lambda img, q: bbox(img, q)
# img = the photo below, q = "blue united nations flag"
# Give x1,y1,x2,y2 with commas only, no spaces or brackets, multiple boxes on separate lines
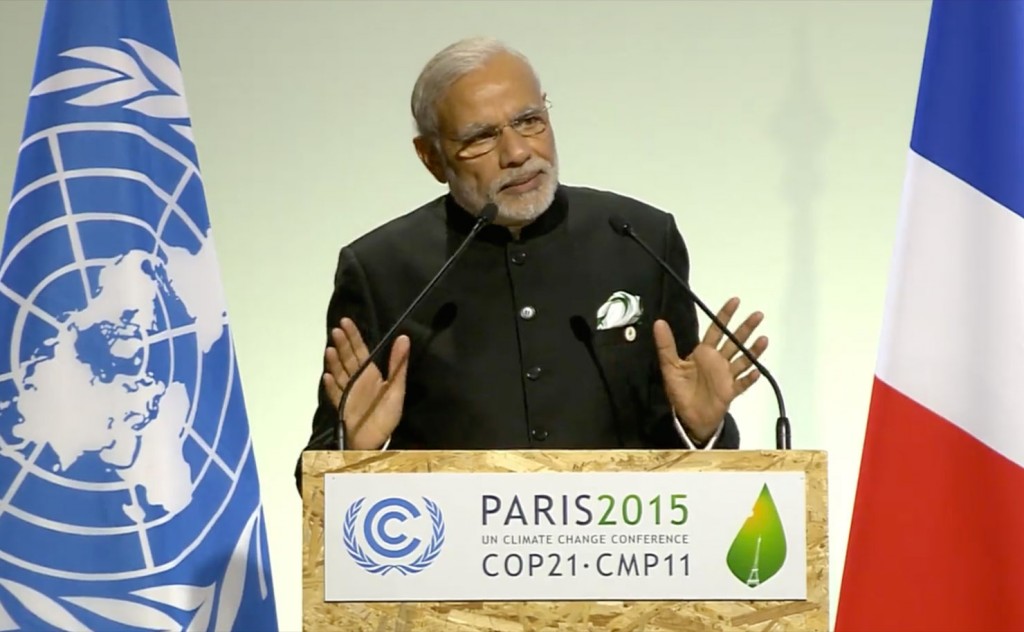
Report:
0,1,278,630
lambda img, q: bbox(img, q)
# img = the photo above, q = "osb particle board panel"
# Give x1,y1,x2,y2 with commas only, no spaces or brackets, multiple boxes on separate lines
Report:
302,450,828,632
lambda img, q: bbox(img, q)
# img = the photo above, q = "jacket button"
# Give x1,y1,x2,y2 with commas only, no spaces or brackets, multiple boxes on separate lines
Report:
531,428,549,441
511,251,527,265
526,366,542,380
519,306,536,320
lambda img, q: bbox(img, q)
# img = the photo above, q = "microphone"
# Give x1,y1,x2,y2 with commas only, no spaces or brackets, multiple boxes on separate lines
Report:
335,203,498,449
608,215,791,450
569,314,625,446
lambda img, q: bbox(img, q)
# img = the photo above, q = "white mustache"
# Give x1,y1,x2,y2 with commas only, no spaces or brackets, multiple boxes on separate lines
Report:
492,160,551,193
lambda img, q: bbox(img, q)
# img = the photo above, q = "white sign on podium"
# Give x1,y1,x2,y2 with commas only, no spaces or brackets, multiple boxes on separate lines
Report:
323,471,806,602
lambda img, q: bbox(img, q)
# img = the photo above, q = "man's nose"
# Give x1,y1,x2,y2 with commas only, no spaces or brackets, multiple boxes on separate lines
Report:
497,127,531,169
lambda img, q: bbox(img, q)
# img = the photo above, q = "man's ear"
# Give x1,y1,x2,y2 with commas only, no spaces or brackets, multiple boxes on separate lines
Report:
414,136,447,184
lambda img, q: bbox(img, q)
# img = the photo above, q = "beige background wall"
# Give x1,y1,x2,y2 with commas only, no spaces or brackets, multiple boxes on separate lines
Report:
0,0,931,629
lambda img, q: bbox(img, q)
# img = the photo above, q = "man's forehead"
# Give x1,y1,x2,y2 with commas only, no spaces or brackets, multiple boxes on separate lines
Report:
437,55,543,129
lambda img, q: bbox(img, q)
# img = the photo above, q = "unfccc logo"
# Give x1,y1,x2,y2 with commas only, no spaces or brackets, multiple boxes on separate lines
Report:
343,497,446,576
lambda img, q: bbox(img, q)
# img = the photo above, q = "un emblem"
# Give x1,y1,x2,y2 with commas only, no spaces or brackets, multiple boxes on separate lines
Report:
343,497,446,576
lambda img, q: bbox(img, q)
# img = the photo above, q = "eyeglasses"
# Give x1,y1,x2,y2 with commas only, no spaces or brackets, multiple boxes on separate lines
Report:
446,99,552,159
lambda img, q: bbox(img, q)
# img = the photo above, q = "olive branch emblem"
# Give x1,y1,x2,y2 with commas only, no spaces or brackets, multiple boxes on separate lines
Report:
29,38,194,142
343,497,446,576
0,506,271,631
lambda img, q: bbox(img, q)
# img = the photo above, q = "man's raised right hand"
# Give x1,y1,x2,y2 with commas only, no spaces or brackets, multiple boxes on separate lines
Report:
322,317,409,450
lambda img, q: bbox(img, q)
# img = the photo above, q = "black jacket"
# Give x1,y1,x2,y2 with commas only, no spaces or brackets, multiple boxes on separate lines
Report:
296,185,739,490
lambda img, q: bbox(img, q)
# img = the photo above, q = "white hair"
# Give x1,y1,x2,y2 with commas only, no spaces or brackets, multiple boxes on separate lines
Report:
410,37,535,139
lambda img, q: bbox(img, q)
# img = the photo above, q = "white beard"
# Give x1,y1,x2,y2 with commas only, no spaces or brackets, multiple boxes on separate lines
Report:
445,155,559,225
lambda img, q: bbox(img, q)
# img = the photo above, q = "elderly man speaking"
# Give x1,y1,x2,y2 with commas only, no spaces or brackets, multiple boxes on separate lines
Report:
296,37,767,491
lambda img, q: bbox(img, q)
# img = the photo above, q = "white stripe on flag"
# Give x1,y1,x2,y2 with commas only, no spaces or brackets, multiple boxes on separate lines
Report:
877,150,1024,469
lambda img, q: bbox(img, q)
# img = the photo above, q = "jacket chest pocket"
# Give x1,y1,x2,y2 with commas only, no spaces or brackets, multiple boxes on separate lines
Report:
591,320,655,383
592,320,650,350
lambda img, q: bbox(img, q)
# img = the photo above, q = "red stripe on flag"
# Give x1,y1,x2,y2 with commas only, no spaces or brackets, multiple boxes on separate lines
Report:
837,377,1024,632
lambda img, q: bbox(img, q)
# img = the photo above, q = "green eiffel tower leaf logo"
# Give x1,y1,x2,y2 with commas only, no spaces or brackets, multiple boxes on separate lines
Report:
727,483,787,587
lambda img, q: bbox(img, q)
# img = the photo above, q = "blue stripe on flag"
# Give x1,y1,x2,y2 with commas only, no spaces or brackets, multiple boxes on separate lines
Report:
910,0,1024,219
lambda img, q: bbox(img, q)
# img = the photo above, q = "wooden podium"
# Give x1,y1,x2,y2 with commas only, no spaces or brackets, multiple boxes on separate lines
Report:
302,450,828,631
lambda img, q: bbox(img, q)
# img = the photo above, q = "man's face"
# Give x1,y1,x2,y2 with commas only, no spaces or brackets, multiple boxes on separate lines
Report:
419,53,559,227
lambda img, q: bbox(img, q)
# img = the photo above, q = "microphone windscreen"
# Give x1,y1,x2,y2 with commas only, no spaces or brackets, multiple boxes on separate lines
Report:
608,215,630,236
569,314,593,343
479,203,499,224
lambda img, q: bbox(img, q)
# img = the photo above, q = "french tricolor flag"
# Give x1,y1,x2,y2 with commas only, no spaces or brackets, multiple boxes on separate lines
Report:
836,2,1024,630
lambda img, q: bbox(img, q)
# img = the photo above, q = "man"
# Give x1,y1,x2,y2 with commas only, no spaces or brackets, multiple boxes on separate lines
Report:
295,37,767,491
